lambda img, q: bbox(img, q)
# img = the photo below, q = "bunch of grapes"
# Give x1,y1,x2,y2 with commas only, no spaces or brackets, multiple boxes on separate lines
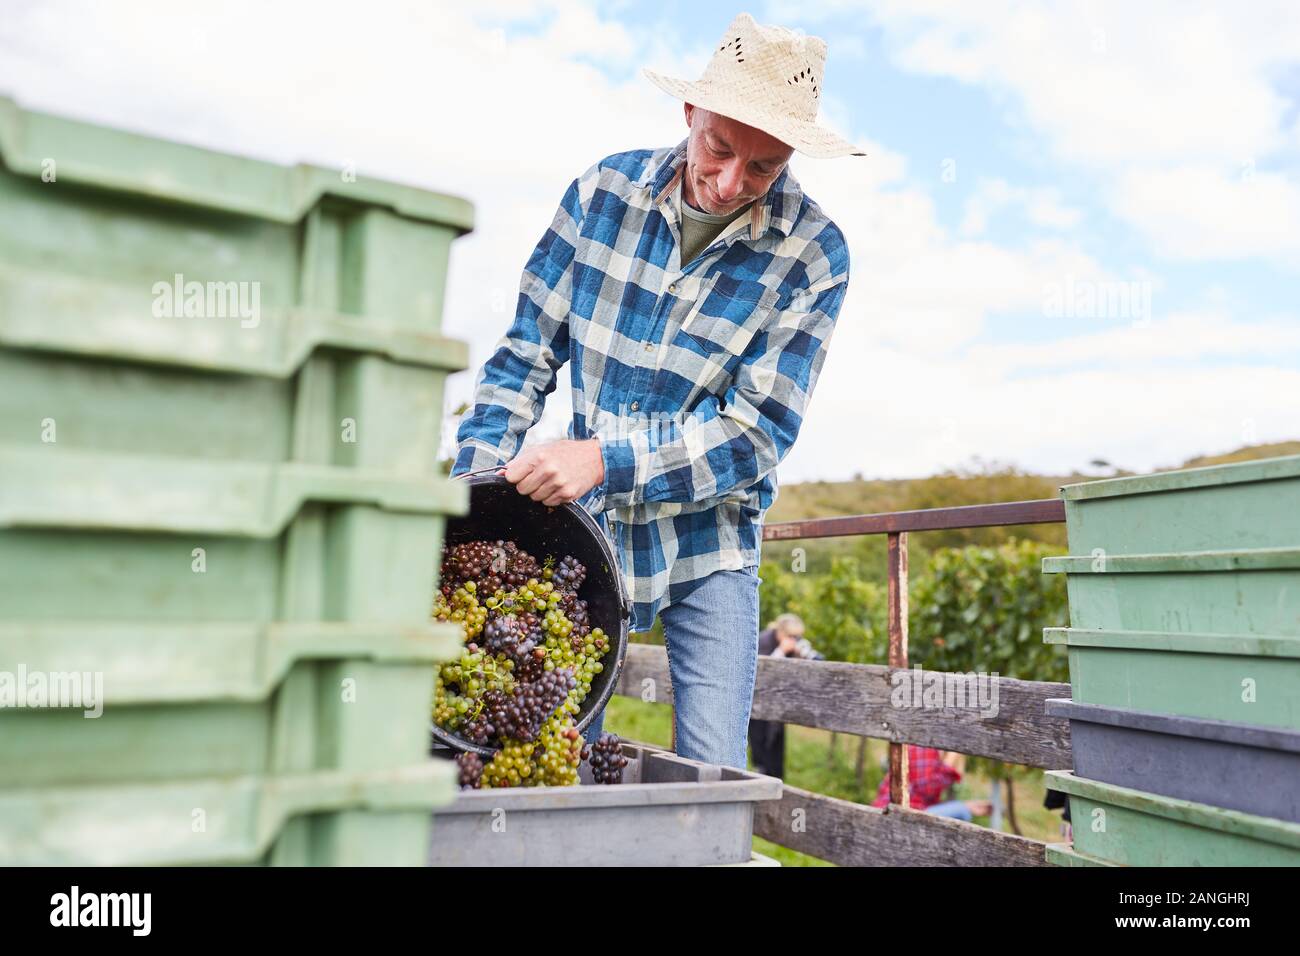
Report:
534,714,586,787
482,668,575,743
480,737,539,788
455,751,484,790
588,733,629,785
431,646,513,734
439,539,543,597
440,541,498,592
551,554,587,593
481,610,536,663
433,538,614,788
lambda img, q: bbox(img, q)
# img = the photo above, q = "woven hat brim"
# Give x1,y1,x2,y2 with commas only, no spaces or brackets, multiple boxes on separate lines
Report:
644,68,867,160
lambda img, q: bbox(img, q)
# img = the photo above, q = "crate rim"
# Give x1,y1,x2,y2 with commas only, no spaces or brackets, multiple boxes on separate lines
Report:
0,94,474,233
1041,545,1300,575
1044,698,1300,753
1044,770,1300,847
1042,626,1300,658
1058,452,1300,502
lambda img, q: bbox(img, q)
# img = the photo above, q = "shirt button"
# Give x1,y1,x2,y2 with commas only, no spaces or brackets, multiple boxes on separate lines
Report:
668,282,678,294
630,401,640,411
644,342,653,351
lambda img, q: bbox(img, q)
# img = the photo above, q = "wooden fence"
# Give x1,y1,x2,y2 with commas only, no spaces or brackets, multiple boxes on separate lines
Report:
613,498,1073,866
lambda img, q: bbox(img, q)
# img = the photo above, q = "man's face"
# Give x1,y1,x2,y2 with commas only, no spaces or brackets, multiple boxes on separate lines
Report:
683,104,794,216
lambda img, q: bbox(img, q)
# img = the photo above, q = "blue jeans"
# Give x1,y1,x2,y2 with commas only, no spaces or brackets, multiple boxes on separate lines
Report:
925,800,972,821
583,564,760,770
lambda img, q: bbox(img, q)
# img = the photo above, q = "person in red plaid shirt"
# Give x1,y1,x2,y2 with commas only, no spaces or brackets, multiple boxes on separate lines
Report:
871,747,993,821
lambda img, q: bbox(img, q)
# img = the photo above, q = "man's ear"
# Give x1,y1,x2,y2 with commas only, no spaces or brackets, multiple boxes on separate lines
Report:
684,102,694,128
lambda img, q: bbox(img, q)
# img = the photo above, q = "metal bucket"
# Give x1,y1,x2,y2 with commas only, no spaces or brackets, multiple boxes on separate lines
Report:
430,474,630,755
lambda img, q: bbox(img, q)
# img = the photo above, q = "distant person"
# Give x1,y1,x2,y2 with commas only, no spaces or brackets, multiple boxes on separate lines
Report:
748,613,823,778
871,746,992,821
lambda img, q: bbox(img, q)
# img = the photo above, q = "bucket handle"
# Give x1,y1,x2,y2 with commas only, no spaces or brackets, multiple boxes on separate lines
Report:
452,465,507,481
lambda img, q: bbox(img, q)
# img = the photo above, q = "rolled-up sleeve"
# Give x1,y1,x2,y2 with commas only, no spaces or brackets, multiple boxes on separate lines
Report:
595,271,848,508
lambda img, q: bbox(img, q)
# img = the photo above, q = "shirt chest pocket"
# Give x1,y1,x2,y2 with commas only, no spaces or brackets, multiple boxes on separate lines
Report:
677,273,780,359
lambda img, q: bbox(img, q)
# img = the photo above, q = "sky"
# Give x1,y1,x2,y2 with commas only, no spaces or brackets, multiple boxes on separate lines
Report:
1,0,1297,482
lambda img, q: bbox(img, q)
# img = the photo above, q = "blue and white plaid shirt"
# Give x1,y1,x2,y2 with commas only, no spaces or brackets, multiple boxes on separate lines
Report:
453,137,850,633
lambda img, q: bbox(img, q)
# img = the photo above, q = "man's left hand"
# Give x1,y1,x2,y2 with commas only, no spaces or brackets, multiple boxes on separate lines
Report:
503,439,605,507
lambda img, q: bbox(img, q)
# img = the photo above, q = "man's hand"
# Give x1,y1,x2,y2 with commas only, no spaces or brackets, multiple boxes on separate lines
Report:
503,439,605,507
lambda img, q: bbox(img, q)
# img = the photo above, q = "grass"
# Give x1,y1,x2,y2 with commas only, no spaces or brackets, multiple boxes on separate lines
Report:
603,696,1068,867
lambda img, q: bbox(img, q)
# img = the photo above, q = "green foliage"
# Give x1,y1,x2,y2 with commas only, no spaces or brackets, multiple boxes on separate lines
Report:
758,555,887,664
909,537,1069,682
908,537,1069,782
759,537,1069,784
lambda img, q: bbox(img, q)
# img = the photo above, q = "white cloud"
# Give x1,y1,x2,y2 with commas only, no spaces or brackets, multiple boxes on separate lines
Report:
960,177,1082,235
801,145,1113,353
789,344,1300,481
1110,166,1300,265
966,311,1300,374
861,0,1300,166
810,0,1300,270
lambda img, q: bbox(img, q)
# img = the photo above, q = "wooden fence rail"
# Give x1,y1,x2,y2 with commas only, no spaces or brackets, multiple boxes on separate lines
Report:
613,643,1073,769
753,783,1055,867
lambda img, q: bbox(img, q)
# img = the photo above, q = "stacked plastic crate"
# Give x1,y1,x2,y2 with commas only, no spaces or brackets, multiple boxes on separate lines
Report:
0,96,472,864
1040,454,1300,866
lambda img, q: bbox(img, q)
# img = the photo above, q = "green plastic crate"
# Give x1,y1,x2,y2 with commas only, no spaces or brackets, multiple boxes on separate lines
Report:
0,620,463,786
0,446,467,623
1044,770,1300,866
1042,547,1300,636
0,273,468,473
0,761,456,866
0,95,473,474
0,95,473,331
1045,628,1300,729
1059,454,1300,556
0,96,474,865
0,452,466,862
1044,842,1120,867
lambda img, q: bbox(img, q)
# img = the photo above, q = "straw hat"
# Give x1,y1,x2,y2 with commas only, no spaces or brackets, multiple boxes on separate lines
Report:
643,12,866,160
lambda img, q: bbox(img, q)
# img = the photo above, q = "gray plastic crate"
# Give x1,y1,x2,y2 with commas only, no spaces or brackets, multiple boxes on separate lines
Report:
427,742,783,866
1046,698,1300,822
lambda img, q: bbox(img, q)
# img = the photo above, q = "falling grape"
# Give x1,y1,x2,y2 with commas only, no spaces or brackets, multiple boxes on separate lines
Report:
588,733,629,785
455,751,484,790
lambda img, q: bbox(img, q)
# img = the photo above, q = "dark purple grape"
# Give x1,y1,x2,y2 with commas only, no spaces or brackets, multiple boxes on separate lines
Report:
456,751,484,789
588,733,628,785
483,668,577,743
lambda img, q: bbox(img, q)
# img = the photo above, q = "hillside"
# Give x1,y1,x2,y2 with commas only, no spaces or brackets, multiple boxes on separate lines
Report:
763,441,1300,579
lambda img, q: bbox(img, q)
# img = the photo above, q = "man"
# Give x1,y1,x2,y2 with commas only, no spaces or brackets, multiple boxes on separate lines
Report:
749,613,821,778
451,12,864,769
